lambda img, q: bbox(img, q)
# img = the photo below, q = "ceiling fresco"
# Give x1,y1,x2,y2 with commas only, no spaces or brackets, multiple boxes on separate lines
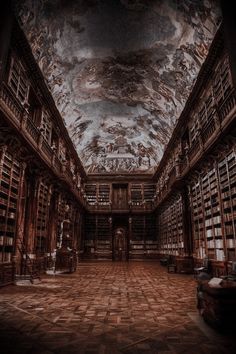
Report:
14,0,221,173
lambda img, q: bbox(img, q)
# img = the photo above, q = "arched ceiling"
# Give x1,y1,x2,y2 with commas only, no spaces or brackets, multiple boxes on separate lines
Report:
14,0,221,174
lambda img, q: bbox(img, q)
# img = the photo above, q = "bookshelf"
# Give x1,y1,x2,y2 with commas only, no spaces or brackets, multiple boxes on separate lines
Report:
96,216,111,258
8,55,29,104
57,197,75,250
130,184,156,206
129,215,158,258
158,194,184,256
189,149,236,264
213,54,232,106
218,150,236,261
189,179,205,259
130,216,144,259
189,114,199,147
143,184,155,209
198,91,214,127
97,184,111,206
84,184,97,205
0,150,21,264
40,109,52,144
57,195,66,248
35,181,50,255
130,184,143,205
84,215,96,253
145,214,158,257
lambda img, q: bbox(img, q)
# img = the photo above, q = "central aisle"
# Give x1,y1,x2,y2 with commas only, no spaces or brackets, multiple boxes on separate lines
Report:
0,262,235,353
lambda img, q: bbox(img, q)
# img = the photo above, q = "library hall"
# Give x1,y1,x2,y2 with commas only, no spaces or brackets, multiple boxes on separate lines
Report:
1,1,236,353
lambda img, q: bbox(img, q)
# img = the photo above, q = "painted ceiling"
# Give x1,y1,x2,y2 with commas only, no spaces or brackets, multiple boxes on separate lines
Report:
14,0,221,174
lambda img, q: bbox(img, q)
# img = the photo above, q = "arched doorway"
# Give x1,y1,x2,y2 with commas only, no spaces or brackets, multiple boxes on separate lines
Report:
113,227,127,261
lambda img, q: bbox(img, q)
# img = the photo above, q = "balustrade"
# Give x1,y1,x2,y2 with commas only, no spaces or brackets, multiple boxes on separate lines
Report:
0,83,23,121
25,118,40,143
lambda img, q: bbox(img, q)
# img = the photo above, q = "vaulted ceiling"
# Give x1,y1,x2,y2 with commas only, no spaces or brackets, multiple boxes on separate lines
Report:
14,0,221,174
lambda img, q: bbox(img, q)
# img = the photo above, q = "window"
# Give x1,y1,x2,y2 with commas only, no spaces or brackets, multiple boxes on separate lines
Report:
8,56,29,104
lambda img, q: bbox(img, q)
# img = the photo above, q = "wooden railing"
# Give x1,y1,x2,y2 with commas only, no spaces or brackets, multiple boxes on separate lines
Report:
26,118,40,142
155,97,232,206
0,83,23,121
0,82,86,208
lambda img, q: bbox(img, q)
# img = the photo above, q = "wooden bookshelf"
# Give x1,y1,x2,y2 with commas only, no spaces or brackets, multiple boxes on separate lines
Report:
189,149,236,268
213,54,232,106
0,150,21,264
35,181,50,255
189,179,206,259
218,150,236,262
84,184,97,206
158,194,184,257
130,184,143,206
40,109,52,144
129,215,158,259
84,215,96,255
8,54,29,104
57,195,66,248
96,216,111,259
143,184,155,203
97,184,111,206
145,214,158,258
130,215,145,259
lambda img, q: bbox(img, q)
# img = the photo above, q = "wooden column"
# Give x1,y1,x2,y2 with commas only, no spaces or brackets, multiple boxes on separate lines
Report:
47,187,59,255
128,216,132,261
74,209,81,251
23,174,41,256
181,187,193,256
71,206,77,249
109,216,113,259
14,161,27,268
80,212,85,255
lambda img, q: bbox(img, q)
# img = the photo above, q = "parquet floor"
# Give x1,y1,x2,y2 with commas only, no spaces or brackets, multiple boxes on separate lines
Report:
0,262,236,354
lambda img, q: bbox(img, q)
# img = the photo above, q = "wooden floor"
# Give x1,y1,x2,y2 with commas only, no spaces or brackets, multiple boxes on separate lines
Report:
0,262,236,354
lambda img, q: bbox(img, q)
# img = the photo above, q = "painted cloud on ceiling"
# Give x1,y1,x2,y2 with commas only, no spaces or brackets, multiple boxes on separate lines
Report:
15,0,221,173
